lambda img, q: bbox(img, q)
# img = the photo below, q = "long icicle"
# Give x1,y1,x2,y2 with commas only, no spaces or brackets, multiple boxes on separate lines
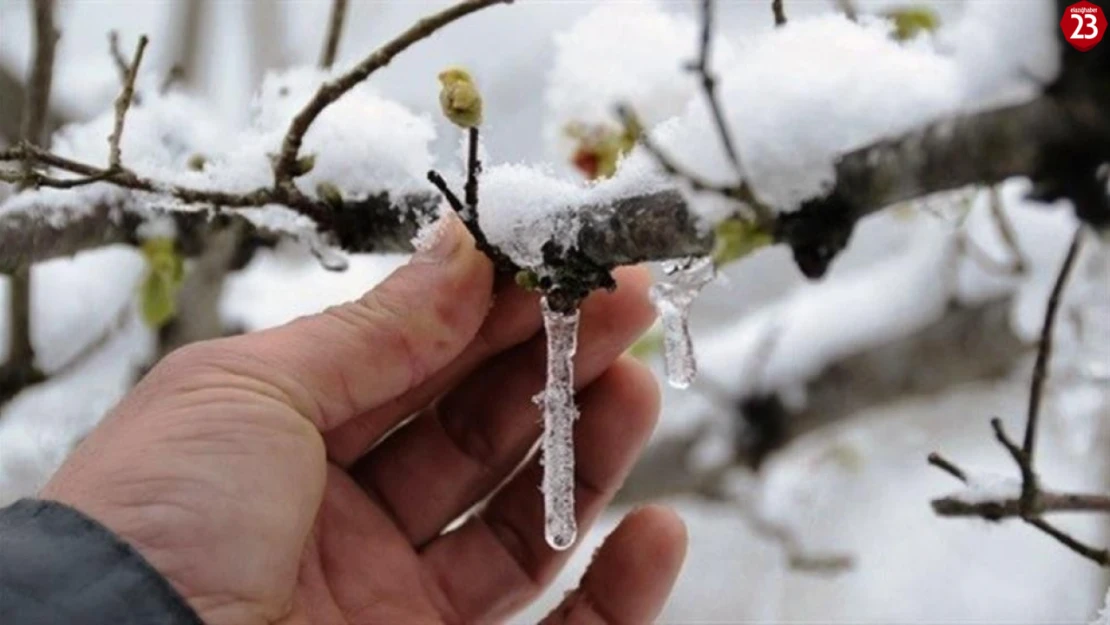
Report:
536,296,581,550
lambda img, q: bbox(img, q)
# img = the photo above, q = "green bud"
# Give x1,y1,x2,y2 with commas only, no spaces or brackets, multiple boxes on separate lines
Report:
293,153,317,177
712,218,772,267
316,181,344,208
882,6,940,41
186,154,207,171
514,269,541,291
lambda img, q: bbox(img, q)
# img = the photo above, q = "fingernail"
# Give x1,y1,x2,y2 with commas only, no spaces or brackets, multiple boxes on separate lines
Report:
413,212,462,263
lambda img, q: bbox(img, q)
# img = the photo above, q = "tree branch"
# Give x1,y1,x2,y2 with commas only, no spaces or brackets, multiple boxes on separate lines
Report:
927,228,1107,567
933,490,1110,519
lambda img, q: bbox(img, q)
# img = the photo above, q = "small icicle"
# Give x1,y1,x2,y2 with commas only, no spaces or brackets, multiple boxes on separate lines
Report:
303,229,349,272
649,256,715,389
534,296,581,551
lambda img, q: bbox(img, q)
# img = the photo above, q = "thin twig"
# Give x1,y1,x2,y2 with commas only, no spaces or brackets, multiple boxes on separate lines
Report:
159,65,185,94
618,104,768,226
1026,517,1110,566
426,170,465,214
319,0,349,70
108,31,130,85
687,0,742,179
772,0,787,26
108,35,149,170
927,452,967,482
464,126,480,214
274,0,511,189
1022,227,1083,461
681,0,773,226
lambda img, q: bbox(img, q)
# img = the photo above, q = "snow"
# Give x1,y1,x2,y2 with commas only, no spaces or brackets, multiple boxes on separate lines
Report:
1094,585,1110,625
650,256,716,389
475,150,670,269
656,14,962,220
945,471,1022,505
535,296,581,551
542,0,734,167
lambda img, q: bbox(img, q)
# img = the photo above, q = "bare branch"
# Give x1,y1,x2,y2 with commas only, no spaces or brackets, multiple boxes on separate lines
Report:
933,491,1110,519
273,0,512,190
319,0,349,70
1021,227,1083,461
108,35,148,170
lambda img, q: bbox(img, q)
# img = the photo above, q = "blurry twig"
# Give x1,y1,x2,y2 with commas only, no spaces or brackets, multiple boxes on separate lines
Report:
835,0,858,21
1,0,58,410
987,186,1027,274
929,227,1109,567
319,0,349,69
108,31,130,85
772,0,787,26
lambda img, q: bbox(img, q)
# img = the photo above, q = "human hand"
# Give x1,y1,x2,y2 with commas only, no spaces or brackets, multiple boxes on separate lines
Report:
41,216,687,625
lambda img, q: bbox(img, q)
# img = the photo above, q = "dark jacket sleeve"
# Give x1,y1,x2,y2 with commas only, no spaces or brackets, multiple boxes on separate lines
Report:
0,498,204,625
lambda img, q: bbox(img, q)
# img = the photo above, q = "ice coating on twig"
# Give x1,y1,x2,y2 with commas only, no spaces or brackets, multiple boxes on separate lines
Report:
535,296,581,550
650,256,715,388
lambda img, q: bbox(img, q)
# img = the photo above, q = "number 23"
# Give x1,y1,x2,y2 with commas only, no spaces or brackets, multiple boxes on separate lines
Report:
1071,13,1099,39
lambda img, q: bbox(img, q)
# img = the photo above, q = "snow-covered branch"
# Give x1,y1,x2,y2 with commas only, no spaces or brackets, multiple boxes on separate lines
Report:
4,84,1104,284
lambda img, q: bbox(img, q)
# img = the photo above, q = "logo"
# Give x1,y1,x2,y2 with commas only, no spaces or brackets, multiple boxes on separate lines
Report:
1061,1,1105,51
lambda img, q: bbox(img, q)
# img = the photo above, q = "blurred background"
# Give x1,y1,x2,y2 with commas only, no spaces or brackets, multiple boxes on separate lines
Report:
1,0,1108,621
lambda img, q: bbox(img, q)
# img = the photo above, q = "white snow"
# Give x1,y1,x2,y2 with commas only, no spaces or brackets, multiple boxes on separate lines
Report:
656,14,962,221
535,296,581,551
945,471,1022,505
543,0,734,167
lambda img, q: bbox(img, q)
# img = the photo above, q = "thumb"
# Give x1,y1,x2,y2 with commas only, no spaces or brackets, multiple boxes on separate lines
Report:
541,506,688,625
225,214,494,431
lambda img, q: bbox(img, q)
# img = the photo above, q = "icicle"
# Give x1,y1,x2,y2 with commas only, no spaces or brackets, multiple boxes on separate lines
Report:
303,229,349,272
649,256,715,389
534,296,581,551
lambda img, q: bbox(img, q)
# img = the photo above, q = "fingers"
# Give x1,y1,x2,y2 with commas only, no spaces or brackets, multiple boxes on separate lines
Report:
324,272,543,465
540,506,687,625
418,359,661,623
206,215,494,431
349,268,655,545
